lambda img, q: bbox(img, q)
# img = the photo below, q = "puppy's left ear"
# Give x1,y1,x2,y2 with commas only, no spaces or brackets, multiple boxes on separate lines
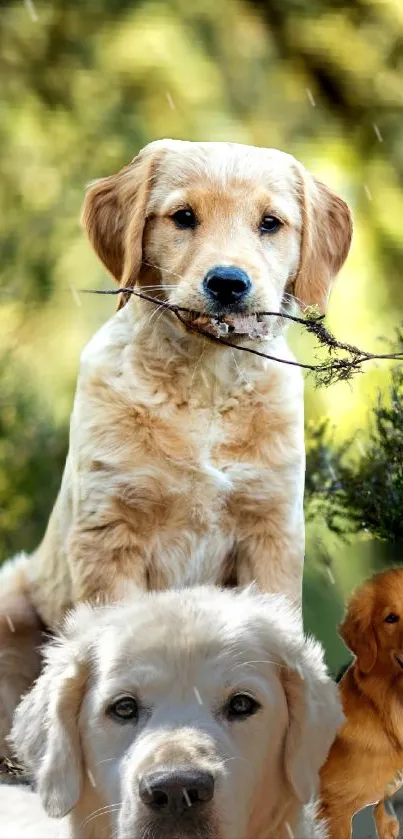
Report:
293,166,353,314
10,637,87,818
283,640,344,804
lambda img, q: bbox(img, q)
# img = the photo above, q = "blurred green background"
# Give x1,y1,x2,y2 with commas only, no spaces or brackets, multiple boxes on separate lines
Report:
1,0,403,674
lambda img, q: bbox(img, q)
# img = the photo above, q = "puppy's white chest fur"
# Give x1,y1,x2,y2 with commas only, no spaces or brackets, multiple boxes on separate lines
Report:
65,310,305,595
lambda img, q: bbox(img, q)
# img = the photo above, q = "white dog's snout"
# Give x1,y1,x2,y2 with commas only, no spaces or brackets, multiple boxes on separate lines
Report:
133,729,222,793
139,766,215,815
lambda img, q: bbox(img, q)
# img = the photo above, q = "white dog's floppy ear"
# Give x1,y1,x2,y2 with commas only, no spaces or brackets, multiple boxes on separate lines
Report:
283,640,344,804
81,143,163,309
10,639,87,818
292,165,353,314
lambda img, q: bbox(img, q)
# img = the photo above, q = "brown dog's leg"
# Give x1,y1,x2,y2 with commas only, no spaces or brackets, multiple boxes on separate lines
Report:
374,800,400,839
0,556,45,758
320,808,354,839
319,789,363,839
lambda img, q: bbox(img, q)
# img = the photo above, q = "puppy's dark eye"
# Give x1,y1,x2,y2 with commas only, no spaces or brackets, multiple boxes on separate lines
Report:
260,215,281,234
384,613,400,624
225,693,260,721
171,209,197,230
107,695,138,722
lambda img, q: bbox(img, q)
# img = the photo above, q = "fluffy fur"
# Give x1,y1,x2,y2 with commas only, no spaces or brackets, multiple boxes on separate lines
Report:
319,567,403,839
0,786,66,839
11,585,342,839
0,140,352,754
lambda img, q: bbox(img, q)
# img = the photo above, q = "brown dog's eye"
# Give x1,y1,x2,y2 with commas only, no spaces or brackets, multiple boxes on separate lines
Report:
225,692,260,721
107,695,138,722
171,209,197,230
384,613,400,624
260,215,281,234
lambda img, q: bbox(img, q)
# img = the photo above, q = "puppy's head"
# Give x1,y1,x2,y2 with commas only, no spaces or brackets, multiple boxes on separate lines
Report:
11,587,342,839
340,566,403,677
82,140,352,337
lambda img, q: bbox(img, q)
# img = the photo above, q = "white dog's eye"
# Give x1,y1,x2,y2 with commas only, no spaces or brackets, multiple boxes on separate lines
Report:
260,215,281,234
225,692,260,721
107,695,139,723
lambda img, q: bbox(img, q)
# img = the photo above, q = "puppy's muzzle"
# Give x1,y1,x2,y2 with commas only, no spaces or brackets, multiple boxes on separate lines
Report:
139,767,215,815
203,265,252,308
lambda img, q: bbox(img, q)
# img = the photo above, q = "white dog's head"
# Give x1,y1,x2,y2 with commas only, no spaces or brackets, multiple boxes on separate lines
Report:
11,587,342,839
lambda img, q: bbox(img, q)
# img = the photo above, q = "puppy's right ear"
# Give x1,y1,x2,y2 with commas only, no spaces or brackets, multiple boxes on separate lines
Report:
10,634,88,818
81,144,162,306
339,584,377,674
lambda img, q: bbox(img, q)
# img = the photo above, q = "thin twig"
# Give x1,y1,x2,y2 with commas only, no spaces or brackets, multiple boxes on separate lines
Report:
81,287,403,387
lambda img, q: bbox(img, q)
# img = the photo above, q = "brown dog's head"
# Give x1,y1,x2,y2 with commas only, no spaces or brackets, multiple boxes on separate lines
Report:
339,567,403,676
82,140,352,336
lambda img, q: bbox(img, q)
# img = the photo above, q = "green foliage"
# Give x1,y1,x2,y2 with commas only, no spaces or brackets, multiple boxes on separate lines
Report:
305,336,403,546
0,354,67,564
248,0,403,301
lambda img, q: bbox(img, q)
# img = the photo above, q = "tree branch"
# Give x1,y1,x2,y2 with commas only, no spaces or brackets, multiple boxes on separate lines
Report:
82,287,403,387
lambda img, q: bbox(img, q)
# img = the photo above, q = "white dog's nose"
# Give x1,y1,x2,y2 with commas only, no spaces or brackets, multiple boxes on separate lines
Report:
139,768,215,814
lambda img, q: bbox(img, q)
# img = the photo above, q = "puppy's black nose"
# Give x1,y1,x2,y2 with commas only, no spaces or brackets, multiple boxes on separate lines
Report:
139,768,215,814
203,266,251,306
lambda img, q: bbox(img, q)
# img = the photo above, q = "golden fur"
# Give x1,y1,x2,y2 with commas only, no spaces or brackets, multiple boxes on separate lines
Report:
11,586,343,839
0,140,352,755
319,567,403,839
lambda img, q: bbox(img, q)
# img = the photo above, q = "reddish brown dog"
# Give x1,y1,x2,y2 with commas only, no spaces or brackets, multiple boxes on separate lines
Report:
319,567,403,839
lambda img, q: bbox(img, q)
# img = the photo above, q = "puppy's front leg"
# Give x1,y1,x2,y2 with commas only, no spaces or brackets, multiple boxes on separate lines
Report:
66,459,155,603
319,807,354,839
68,524,148,603
235,499,305,605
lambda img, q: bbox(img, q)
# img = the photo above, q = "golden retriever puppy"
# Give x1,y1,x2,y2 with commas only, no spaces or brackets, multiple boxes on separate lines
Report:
0,140,352,754
11,585,343,839
319,567,403,839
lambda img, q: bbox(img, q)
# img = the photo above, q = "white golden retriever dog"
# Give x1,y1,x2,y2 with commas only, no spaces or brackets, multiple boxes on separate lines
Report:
11,586,343,839
0,140,351,755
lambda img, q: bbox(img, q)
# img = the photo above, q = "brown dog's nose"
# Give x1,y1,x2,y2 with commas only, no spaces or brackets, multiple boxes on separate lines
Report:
203,265,251,307
139,768,215,814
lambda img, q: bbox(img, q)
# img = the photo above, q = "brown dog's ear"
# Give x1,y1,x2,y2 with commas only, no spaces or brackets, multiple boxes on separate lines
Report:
10,630,88,818
283,640,344,804
292,166,353,314
339,585,377,674
81,145,162,307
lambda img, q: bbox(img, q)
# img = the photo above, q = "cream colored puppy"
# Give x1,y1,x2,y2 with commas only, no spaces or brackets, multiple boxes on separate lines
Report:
11,586,343,839
0,140,352,754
